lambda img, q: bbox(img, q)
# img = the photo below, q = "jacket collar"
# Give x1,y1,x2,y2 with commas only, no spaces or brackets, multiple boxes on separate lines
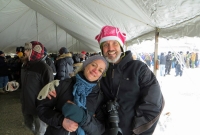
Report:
57,53,72,60
109,51,133,72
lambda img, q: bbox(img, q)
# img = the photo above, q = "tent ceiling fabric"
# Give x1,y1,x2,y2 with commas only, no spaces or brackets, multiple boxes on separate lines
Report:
1,0,200,53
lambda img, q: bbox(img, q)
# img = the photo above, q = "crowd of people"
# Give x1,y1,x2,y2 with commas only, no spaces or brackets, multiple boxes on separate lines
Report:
0,45,97,93
133,51,199,77
0,25,164,135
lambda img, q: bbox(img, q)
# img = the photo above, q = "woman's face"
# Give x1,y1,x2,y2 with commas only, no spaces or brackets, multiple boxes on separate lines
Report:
84,59,106,82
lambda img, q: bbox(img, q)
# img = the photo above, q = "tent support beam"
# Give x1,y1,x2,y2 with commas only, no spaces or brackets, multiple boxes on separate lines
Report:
36,11,39,41
153,28,159,76
65,32,67,48
56,24,58,54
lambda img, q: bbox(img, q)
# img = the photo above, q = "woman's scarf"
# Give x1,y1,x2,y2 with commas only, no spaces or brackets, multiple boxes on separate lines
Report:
73,72,97,135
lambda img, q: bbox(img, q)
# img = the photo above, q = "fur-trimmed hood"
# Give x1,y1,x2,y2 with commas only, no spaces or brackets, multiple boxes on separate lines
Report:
56,53,72,60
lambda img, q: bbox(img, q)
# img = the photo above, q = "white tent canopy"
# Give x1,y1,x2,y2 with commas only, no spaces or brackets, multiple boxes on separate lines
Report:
1,0,200,54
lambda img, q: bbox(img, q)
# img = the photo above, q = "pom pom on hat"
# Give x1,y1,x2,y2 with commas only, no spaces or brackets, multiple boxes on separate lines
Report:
95,25,126,48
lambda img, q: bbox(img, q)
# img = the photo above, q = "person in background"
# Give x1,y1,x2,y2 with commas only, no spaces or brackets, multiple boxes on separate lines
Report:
185,51,190,68
80,51,87,62
132,52,138,60
174,52,184,77
44,47,57,77
0,51,9,94
165,51,172,75
144,53,151,67
195,52,199,68
95,25,164,135
21,41,54,135
190,52,196,68
72,53,83,75
159,52,166,77
171,52,176,69
174,60,182,77
37,55,108,135
16,51,24,84
55,47,74,80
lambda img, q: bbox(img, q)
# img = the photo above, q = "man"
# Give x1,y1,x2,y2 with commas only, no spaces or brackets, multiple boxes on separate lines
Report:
54,47,74,80
165,51,172,75
0,51,9,93
190,52,196,68
21,41,54,135
159,52,166,77
95,25,164,135
185,51,191,68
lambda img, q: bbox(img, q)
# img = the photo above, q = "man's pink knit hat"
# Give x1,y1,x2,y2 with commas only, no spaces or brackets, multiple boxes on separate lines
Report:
95,25,126,48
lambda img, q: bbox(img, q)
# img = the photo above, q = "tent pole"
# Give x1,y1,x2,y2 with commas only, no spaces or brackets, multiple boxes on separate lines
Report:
153,27,159,76
56,24,58,55
78,40,79,51
66,32,67,48
36,11,39,41
76,39,78,53
72,37,74,52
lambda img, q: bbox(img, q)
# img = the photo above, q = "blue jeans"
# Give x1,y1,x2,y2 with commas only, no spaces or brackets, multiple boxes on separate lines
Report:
160,65,165,76
171,61,175,68
23,114,47,135
0,76,9,88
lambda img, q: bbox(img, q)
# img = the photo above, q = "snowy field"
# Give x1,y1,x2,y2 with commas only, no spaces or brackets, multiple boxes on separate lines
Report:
153,67,200,135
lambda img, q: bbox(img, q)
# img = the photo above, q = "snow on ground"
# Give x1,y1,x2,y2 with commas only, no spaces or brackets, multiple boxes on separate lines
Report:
153,67,200,135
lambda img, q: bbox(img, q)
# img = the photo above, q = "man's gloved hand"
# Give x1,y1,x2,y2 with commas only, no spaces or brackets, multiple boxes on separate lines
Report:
62,102,87,126
37,80,60,100
5,81,19,92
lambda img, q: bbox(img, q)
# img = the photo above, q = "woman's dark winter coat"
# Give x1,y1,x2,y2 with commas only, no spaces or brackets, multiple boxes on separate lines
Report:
37,77,105,135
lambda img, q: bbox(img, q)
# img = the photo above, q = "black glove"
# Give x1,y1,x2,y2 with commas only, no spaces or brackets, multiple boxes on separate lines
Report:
62,102,87,126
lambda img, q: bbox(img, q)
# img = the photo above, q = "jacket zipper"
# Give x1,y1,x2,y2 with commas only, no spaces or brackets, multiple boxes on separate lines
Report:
111,64,114,95
112,63,115,78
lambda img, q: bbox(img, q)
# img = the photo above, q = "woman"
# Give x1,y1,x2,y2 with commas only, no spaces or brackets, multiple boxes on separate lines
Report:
37,55,108,135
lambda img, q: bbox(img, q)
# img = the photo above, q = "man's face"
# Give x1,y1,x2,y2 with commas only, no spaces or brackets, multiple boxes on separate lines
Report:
102,40,122,63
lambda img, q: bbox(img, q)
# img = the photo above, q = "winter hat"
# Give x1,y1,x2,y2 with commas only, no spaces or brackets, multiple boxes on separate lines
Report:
24,41,44,61
81,51,87,55
95,25,126,51
83,55,108,73
59,47,68,55
0,51,4,55
17,52,23,58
